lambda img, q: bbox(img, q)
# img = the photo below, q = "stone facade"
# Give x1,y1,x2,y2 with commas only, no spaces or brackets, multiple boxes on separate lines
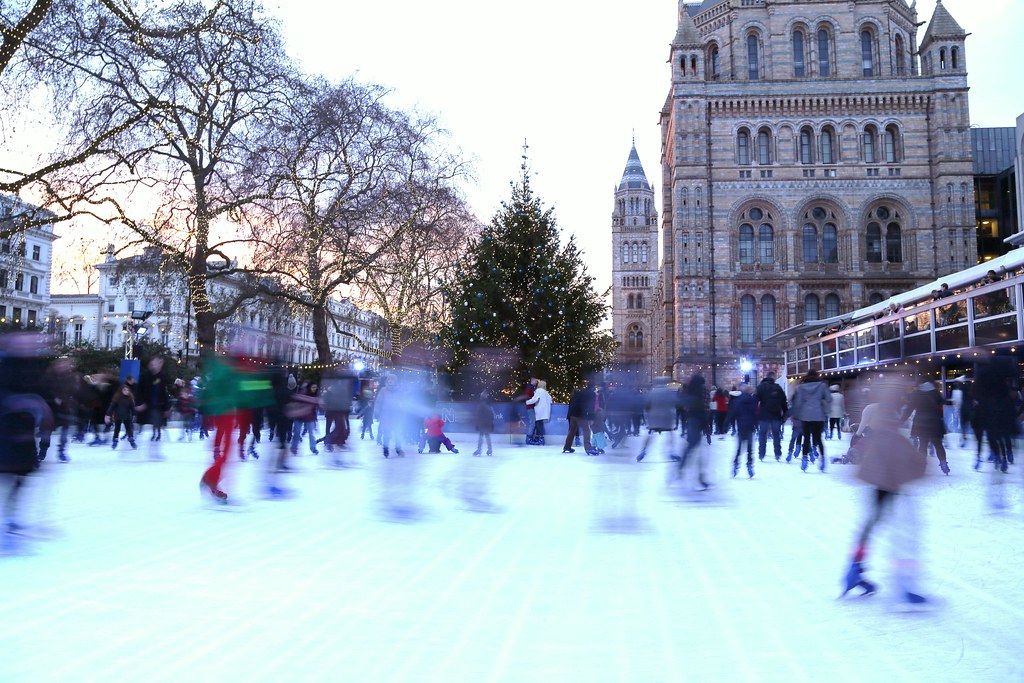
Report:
658,0,974,386
610,144,660,384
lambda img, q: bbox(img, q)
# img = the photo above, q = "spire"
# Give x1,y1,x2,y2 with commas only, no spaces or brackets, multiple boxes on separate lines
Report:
672,8,702,48
921,0,967,47
618,142,652,192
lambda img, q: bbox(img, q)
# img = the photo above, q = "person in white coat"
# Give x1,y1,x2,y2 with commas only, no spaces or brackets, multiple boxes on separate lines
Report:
827,385,847,440
525,380,553,445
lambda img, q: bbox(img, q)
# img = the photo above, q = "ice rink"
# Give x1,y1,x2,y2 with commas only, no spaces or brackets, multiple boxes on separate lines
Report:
2,425,1022,683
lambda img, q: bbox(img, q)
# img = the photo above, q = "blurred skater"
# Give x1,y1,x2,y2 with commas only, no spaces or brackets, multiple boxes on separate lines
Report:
755,371,787,462
105,384,138,450
790,369,830,472
525,380,552,445
677,374,712,491
472,391,494,457
635,377,679,463
727,383,758,478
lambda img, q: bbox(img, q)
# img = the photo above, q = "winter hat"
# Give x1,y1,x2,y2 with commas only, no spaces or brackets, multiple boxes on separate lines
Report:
830,385,840,391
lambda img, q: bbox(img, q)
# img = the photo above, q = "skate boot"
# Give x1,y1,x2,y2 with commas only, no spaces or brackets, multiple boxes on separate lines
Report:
974,455,982,471
1000,456,1009,473
382,448,389,458
786,452,793,464
1008,451,1015,465
747,462,754,479
58,453,70,463
731,461,739,478
840,561,877,598
810,449,817,464
472,450,481,457
111,437,118,450
129,439,137,449
486,450,493,456
801,456,809,472
939,460,950,475
636,451,646,462
818,452,826,472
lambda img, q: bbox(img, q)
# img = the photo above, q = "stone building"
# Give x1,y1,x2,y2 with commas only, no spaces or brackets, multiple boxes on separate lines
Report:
657,0,975,386
610,143,660,384
0,194,58,329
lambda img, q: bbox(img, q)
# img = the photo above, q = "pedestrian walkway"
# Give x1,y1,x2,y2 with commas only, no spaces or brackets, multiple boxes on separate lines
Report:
1,428,1021,682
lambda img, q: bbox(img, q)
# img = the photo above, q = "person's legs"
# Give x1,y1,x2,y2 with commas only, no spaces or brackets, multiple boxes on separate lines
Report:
757,421,769,460
580,419,593,451
563,417,580,451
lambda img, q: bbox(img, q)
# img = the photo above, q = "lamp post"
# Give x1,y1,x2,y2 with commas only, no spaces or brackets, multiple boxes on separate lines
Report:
739,357,754,384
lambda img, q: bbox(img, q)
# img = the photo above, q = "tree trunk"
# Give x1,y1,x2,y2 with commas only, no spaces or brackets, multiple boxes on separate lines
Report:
312,301,332,365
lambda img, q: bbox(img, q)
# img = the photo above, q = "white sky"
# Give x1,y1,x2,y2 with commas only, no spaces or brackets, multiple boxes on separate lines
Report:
272,0,1024,298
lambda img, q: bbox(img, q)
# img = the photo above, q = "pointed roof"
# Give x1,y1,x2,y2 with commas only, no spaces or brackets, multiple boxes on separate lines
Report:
672,9,702,48
921,0,966,47
618,143,652,192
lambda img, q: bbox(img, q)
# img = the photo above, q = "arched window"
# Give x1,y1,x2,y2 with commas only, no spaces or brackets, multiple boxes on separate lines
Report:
708,44,720,80
641,242,648,263
863,125,877,163
866,222,882,262
895,35,907,75
757,129,772,165
793,30,806,77
631,243,638,263
884,125,899,163
636,293,644,309
805,294,820,322
868,292,885,306
758,223,774,262
737,129,751,165
951,46,959,70
817,28,832,77
627,324,644,350
939,48,946,70
29,275,38,294
861,29,875,77
886,223,902,263
627,294,634,309
739,224,755,264
824,293,841,318
799,127,814,164
823,223,838,263
747,33,760,80
740,295,756,344
802,224,818,263
690,55,698,76
761,295,776,340
821,127,835,164
621,244,629,264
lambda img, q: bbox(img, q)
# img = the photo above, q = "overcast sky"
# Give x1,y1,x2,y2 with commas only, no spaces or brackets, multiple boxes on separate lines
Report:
274,0,1024,298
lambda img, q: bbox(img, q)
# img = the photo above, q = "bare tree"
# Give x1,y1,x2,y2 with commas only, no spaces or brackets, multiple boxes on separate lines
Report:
352,188,478,358
51,234,103,293
32,0,294,354
0,0,229,213
249,76,469,364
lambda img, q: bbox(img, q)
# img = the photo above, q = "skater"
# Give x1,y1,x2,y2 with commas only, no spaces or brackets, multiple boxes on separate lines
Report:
320,367,356,452
515,377,539,444
841,380,931,608
790,368,830,472
422,412,459,453
755,371,787,462
525,380,552,445
358,385,375,441
677,374,712,491
135,356,170,460
635,376,679,463
974,354,1018,509
726,383,758,478
563,379,597,455
472,390,494,456
288,381,320,455
374,375,404,458
905,380,950,475
786,416,803,463
199,352,243,503
827,385,846,440
105,384,138,450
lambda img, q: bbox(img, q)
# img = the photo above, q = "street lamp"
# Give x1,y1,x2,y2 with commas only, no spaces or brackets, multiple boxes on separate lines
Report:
739,357,754,384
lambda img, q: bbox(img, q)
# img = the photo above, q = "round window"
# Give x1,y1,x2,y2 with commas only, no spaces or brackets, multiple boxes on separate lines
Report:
749,208,763,221
876,206,890,220
812,207,828,221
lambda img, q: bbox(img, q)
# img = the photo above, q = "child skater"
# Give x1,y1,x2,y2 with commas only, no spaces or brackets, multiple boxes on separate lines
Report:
421,412,459,454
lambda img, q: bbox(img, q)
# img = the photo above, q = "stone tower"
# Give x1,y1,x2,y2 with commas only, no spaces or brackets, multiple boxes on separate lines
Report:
611,142,660,384
658,0,975,387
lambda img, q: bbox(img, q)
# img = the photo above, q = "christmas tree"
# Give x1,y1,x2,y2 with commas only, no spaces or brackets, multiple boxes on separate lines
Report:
442,159,614,401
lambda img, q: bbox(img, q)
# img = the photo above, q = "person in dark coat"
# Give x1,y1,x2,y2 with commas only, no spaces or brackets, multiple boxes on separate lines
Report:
105,384,138,449
677,374,712,491
563,380,597,455
726,384,758,478
755,372,788,461
472,390,494,456
905,381,950,475
135,356,170,460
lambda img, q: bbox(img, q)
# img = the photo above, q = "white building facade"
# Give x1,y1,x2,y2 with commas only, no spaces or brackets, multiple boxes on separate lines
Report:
0,194,58,329
50,247,388,370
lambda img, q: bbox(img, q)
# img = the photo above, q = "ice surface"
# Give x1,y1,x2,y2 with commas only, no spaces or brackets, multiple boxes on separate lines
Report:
1,426,1022,682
